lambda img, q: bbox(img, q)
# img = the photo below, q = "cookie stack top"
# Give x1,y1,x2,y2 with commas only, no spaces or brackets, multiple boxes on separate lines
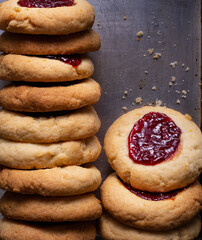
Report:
0,0,101,113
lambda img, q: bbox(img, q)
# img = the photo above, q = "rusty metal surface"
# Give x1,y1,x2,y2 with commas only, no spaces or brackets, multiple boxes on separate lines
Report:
0,0,201,239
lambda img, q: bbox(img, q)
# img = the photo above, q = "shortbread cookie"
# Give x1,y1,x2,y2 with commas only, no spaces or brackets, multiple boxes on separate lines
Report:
0,30,101,55
0,54,94,82
104,106,202,192
0,136,101,169
101,173,202,231
0,164,102,196
0,218,96,240
0,0,94,35
0,106,100,143
0,79,101,112
99,212,201,240
0,192,102,222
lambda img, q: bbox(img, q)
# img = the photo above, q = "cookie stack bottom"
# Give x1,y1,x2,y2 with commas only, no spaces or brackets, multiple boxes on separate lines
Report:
100,106,202,239
0,107,102,239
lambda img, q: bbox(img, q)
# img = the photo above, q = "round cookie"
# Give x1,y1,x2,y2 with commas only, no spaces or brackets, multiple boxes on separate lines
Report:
0,106,101,143
0,0,95,35
0,54,94,82
99,212,201,240
0,136,101,169
0,164,102,196
100,173,202,231
0,78,101,112
0,218,96,240
104,106,202,192
0,192,102,222
0,29,101,55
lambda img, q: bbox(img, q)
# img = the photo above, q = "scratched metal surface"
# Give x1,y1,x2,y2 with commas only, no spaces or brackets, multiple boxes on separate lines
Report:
0,0,201,239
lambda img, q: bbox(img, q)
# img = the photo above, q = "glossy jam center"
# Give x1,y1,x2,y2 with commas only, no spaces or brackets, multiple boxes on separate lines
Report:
128,112,181,165
18,0,74,8
42,55,82,68
123,182,183,201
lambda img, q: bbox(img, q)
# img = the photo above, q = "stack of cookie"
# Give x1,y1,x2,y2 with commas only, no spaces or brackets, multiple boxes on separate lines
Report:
100,106,202,240
0,0,102,239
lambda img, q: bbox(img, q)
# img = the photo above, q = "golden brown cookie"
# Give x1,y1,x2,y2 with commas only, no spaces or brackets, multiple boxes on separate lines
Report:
99,212,201,240
0,0,94,35
0,164,102,196
0,54,94,82
104,106,202,192
0,106,100,143
100,173,202,231
0,30,101,55
0,218,96,240
0,192,102,222
0,136,101,169
0,79,101,112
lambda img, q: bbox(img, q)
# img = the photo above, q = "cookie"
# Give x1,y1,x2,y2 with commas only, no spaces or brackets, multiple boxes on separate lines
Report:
0,0,94,35
0,218,96,240
0,136,101,169
0,54,94,82
0,29,101,55
100,173,202,231
0,106,101,143
0,79,101,112
0,192,102,222
104,106,202,192
0,164,102,196
99,212,201,240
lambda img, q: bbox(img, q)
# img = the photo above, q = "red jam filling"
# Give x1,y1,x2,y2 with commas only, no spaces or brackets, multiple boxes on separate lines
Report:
42,55,82,68
128,112,181,165
18,0,74,8
123,182,183,201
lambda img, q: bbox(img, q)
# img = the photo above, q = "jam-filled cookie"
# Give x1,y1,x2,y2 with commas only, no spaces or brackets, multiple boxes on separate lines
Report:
0,0,95,35
0,136,101,169
104,106,202,192
0,30,101,55
0,106,100,143
101,173,202,231
0,192,102,222
0,218,96,240
0,164,102,196
0,54,94,82
99,212,201,240
0,79,101,112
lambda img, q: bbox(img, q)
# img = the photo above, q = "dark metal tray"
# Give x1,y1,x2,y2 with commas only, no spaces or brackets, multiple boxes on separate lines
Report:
0,0,201,239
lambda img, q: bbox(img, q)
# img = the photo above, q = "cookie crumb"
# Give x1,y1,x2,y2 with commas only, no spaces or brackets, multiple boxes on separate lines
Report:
157,30,161,36
182,63,185,67
175,90,180,94
148,48,154,55
152,86,157,91
143,54,147,57
135,97,142,104
137,31,143,38
123,16,127,20
182,90,187,95
144,71,148,74
176,99,181,104
129,89,132,92
182,95,187,99
153,52,161,60
169,82,173,86
173,44,176,47
170,61,178,68
155,99,162,106
185,67,190,72
171,76,176,82
147,35,151,39
122,106,127,110
124,91,128,95
122,96,126,100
